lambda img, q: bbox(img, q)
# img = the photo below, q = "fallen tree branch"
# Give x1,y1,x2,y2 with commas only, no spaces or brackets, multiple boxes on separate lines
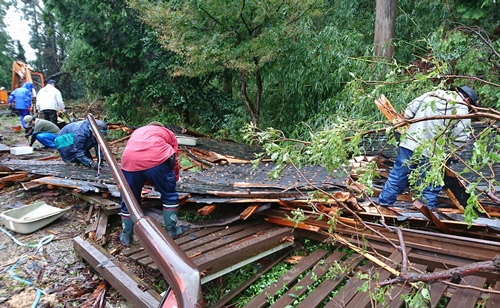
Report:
379,255,500,287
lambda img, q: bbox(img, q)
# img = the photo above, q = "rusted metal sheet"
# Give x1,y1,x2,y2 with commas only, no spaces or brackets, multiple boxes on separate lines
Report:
0,158,115,182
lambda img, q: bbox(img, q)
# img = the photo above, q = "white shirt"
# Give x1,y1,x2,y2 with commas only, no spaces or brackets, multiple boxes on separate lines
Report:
36,84,65,112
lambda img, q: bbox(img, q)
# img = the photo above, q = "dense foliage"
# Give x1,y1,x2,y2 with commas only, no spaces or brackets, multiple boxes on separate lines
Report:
0,0,15,87
8,0,499,138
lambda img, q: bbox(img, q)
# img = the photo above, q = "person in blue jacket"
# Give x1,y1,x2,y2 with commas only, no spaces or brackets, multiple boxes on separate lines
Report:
8,82,34,128
54,119,107,169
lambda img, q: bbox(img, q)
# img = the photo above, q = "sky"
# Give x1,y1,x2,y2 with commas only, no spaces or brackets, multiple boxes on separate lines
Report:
5,5,36,61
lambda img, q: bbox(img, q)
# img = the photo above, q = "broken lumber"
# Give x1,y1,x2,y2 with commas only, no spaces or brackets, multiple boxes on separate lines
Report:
73,236,161,307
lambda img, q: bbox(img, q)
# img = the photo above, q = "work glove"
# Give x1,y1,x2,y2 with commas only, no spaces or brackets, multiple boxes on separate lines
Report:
88,161,98,170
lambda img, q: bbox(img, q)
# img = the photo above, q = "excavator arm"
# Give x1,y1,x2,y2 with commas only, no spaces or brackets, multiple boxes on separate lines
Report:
10,60,45,113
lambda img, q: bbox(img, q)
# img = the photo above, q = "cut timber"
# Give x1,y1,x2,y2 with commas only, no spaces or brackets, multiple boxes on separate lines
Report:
414,200,451,233
73,236,161,307
240,205,261,220
95,211,109,245
0,171,29,183
71,191,121,215
374,94,405,125
265,217,320,232
198,205,217,216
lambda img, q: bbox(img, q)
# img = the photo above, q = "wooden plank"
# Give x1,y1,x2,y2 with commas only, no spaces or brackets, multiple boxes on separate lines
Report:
201,241,294,284
95,212,109,245
183,222,273,257
446,275,487,308
295,254,365,308
174,225,227,246
265,217,320,232
193,226,293,274
0,171,29,183
71,191,121,212
242,249,329,308
240,205,261,220
374,95,405,125
122,245,145,257
377,264,428,308
270,251,347,308
430,275,448,308
323,263,372,308
198,205,217,216
485,281,500,308
210,248,292,308
345,250,404,308
414,200,451,233
73,236,161,307
180,220,264,252
266,209,500,261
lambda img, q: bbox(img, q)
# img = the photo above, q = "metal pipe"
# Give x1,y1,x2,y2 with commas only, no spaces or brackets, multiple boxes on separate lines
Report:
87,114,203,308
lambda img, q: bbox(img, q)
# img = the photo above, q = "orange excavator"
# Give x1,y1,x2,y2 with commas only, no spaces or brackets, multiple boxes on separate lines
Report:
0,60,45,108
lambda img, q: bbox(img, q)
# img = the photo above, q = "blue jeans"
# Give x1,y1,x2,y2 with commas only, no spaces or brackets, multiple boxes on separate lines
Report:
120,161,179,215
377,147,442,208
36,132,57,148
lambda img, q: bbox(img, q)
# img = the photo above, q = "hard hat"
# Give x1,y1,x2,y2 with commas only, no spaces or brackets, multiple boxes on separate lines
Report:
457,86,478,105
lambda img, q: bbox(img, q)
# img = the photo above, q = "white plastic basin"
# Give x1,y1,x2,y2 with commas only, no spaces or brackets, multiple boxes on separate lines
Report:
0,202,71,234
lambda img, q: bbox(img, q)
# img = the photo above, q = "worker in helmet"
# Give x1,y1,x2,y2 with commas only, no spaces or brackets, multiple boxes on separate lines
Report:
377,86,478,209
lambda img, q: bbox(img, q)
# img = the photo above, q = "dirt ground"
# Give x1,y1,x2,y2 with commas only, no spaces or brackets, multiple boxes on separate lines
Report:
0,110,130,307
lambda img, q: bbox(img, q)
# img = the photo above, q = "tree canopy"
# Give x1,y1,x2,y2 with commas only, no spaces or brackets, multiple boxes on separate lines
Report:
5,0,500,137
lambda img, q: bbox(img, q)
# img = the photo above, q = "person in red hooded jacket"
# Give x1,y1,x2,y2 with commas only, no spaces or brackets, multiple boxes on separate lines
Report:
119,121,187,246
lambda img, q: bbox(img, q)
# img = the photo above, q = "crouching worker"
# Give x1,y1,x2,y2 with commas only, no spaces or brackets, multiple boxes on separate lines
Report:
119,121,188,246
54,119,107,169
23,115,60,148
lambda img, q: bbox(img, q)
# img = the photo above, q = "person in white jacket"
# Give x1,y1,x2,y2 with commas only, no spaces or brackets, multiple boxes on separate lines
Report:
36,79,65,125
377,86,478,209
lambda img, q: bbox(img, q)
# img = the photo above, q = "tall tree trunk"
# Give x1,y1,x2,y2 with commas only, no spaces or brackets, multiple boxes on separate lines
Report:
374,0,397,60
240,70,258,127
223,68,232,98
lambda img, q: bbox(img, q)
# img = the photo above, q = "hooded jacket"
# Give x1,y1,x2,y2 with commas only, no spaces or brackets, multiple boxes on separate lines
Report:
400,89,471,156
8,82,34,110
121,125,180,180
36,84,65,112
55,120,106,166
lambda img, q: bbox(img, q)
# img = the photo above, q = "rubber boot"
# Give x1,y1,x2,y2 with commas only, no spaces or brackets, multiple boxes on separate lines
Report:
163,205,189,238
120,216,134,246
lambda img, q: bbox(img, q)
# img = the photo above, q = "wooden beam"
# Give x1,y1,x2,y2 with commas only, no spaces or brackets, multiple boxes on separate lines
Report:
73,236,162,307
414,200,451,233
240,205,261,220
198,205,217,216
